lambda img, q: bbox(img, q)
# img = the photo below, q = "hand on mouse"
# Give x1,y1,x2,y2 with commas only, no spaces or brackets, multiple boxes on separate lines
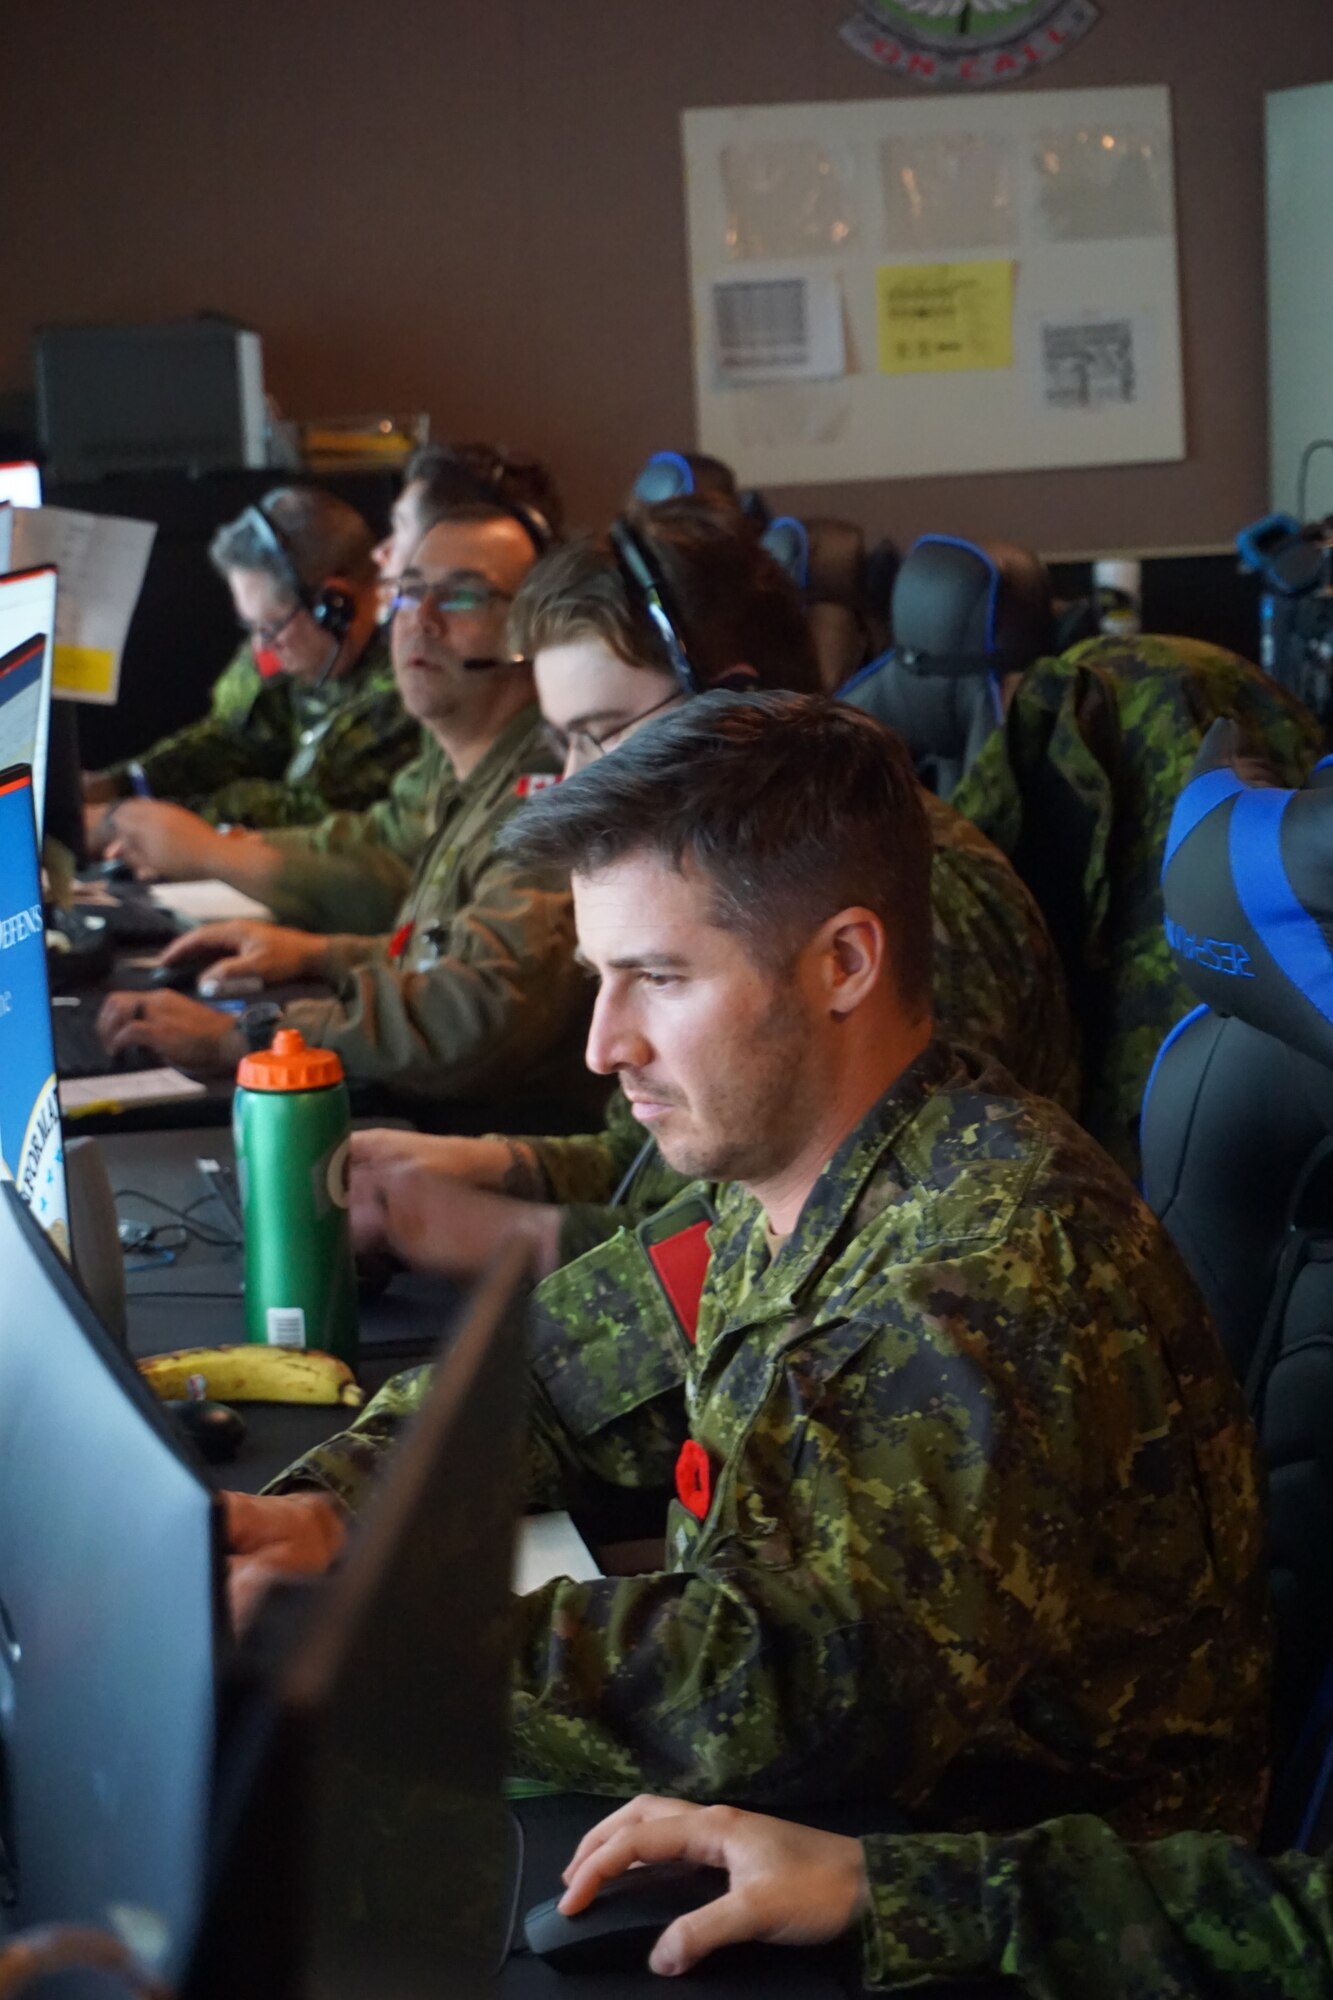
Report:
96,988,246,1073
559,1797,868,1976
156,919,328,990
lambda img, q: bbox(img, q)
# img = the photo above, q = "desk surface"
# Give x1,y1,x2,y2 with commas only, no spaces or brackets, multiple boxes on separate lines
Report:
103,1122,457,1489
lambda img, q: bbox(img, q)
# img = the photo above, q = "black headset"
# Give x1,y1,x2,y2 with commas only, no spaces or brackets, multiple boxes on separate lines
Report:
425,445,557,559
608,517,703,696
243,501,356,646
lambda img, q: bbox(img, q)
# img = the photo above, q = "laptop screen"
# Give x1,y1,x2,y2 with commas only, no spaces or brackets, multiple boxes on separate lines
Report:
0,566,57,836
0,765,69,1257
0,462,41,509
0,1181,220,1993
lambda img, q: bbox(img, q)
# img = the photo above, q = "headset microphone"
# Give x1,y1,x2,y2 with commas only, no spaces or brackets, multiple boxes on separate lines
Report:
461,652,531,671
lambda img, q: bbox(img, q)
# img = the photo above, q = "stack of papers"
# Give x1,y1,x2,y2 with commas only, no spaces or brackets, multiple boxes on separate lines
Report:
148,880,273,924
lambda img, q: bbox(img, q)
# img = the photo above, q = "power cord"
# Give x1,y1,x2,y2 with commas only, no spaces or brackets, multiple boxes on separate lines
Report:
114,1187,241,1252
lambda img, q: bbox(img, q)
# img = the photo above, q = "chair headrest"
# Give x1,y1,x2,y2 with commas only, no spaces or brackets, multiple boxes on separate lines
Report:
761,515,867,608
1162,719,1333,1068
892,535,1053,678
630,450,739,505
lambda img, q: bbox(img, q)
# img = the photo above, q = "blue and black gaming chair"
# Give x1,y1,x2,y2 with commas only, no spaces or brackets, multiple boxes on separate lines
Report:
761,514,877,692
839,535,1054,799
629,449,769,529
1143,722,1333,1824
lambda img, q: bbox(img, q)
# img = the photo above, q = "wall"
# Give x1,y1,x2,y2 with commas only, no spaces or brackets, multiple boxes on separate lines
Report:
6,0,1333,555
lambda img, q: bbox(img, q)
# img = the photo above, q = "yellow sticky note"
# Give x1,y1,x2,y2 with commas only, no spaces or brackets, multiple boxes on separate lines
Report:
53,644,116,699
876,260,1015,375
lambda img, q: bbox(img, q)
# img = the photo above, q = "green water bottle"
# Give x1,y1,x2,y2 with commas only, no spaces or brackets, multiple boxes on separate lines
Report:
232,1028,359,1364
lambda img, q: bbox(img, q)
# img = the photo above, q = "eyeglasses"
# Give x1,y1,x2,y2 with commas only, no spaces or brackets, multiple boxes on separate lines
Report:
238,600,305,651
386,575,513,618
544,688,684,768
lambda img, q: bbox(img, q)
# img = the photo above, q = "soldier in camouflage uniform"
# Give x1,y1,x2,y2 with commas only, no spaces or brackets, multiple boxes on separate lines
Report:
339,506,1077,1277
96,511,601,1124
252,698,1267,1829
556,1794,1333,1994
951,632,1323,1177
85,486,420,835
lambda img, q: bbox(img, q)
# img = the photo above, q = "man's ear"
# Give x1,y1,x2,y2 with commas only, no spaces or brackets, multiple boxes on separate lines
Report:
812,907,887,1018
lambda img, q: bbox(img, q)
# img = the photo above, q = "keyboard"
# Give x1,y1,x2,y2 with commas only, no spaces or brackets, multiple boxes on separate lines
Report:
51,999,159,1080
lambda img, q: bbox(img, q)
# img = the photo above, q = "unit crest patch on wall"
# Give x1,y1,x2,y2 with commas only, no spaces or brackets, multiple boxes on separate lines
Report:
841,0,1102,85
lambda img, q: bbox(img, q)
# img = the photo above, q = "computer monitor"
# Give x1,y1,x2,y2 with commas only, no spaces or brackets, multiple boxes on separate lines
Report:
0,462,41,509
186,1241,531,2000
0,566,57,835
0,763,68,1257
0,1179,223,1993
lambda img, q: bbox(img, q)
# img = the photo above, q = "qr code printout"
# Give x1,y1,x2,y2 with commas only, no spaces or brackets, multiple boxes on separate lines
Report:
1039,318,1138,410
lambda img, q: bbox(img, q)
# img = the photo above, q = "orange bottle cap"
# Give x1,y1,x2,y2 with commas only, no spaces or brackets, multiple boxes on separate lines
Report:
237,1027,344,1092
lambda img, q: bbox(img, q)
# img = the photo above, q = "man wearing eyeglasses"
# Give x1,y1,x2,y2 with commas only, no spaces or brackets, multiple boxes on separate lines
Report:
95,508,600,1124
83,486,419,844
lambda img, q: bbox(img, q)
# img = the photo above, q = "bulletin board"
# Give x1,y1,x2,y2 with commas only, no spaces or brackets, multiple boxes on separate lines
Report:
681,87,1184,486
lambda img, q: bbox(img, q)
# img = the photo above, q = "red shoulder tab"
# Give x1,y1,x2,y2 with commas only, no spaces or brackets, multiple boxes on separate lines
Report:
514,772,561,798
646,1219,712,1345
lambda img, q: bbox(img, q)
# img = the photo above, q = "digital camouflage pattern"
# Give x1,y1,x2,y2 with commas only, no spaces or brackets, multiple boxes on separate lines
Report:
860,1813,1333,1997
952,634,1324,1176
106,627,421,829
264,738,447,932
281,1040,1268,1829
273,705,602,1118
527,790,1078,1266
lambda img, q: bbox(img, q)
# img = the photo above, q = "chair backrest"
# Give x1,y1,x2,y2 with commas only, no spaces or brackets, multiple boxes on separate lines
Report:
761,513,875,692
1144,729,1333,1810
840,534,1052,797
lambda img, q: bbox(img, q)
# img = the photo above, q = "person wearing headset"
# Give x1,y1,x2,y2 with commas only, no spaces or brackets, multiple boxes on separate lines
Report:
84,486,419,847
95,502,602,1127
95,465,561,932
334,498,1077,1286
236,694,1266,1832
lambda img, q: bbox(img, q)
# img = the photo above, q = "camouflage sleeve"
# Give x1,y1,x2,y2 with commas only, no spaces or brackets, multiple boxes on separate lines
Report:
264,1364,434,1511
269,1220,694,1519
276,858,587,1101
109,648,295,807
262,741,439,931
527,1088,692,1264
858,1815,1333,1998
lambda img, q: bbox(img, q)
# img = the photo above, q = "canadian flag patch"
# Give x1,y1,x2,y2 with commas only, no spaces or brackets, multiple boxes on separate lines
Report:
514,773,561,798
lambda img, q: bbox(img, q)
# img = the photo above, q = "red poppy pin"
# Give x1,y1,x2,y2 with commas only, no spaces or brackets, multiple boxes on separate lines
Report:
387,921,414,963
675,1440,712,1521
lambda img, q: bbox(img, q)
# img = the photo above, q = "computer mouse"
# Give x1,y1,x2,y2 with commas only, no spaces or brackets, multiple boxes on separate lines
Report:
148,959,205,992
522,1861,729,1973
166,1399,247,1465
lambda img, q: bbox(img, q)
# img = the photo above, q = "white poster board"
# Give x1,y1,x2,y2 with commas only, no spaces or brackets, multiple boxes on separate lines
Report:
1267,82,1333,519
682,87,1185,486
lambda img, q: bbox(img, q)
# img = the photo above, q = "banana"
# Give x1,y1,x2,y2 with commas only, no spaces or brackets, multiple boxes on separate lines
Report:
138,1346,364,1408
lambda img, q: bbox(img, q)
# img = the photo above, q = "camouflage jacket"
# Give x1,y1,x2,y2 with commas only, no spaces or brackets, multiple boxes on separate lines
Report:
264,739,447,933
860,1813,1333,1997
107,627,421,829
281,1041,1269,1829
952,634,1323,1177
526,788,1077,1266
274,706,600,1120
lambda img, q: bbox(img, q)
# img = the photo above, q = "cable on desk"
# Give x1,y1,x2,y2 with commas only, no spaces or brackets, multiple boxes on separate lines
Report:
114,1186,240,1250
